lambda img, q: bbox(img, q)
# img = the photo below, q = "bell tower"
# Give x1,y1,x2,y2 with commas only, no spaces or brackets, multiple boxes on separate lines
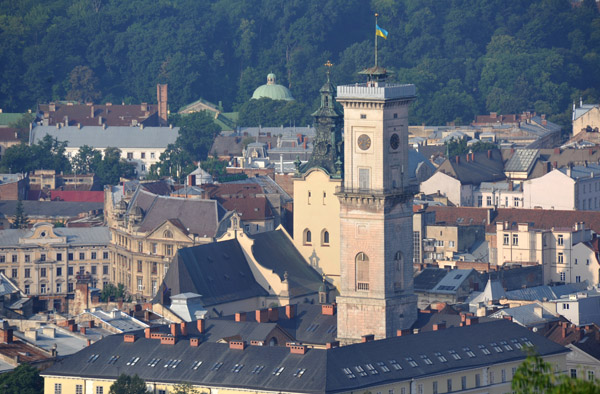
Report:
335,68,418,343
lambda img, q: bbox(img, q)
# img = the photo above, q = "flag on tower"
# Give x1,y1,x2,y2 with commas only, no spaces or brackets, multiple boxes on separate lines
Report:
376,24,388,39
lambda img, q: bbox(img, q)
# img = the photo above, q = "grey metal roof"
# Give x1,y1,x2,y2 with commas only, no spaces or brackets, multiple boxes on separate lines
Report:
489,303,559,327
30,125,179,148
505,283,587,302
0,226,109,247
414,269,449,291
574,104,598,121
430,269,475,294
0,200,103,219
559,163,600,180
504,149,539,173
42,320,567,394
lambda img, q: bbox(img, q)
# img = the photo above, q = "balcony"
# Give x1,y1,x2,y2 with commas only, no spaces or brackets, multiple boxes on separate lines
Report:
337,83,416,101
335,184,418,199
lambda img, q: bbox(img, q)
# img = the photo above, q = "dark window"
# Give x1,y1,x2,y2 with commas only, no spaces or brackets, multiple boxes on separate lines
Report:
25,268,30,278
56,253,62,261
56,267,62,276
11,269,17,278
103,251,109,259
68,253,74,261
91,266,97,275
103,265,109,275
40,268,47,277
68,266,74,276
91,252,97,260
79,252,85,260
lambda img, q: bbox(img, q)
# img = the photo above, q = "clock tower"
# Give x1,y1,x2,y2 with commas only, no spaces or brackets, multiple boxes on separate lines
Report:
335,68,418,342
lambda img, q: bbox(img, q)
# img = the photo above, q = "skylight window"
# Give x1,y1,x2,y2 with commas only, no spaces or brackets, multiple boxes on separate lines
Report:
272,367,285,376
126,357,140,366
478,345,491,355
87,354,99,363
354,366,368,377
326,325,336,334
171,360,182,369
293,368,307,378
521,337,534,347
306,324,319,332
405,357,418,367
191,361,202,370
463,347,476,358
434,352,447,362
511,339,523,349
389,359,403,370
251,365,265,374
376,362,390,372
211,362,223,371
232,364,244,373
107,355,120,364
365,364,379,375
449,350,461,360
491,343,503,353
148,358,161,367
500,341,513,351
420,355,433,365
343,368,356,379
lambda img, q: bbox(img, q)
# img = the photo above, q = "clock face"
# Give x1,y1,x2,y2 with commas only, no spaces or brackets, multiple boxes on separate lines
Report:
357,134,371,151
390,133,400,150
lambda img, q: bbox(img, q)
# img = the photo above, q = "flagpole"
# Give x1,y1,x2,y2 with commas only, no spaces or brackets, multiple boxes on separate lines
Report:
375,13,378,67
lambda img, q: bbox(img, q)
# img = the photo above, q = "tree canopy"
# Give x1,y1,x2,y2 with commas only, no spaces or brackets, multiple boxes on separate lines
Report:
1,0,599,130
109,374,148,394
0,363,44,394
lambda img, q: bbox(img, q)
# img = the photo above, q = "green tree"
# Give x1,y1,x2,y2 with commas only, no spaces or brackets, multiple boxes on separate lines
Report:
94,147,135,186
109,374,148,394
66,65,101,103
237,98,311,127
72,145,102,174
512,351,600,393
8,112,35,143
11,199,30,229
0,363,43,394
200,156,227,178
100,283,126,302
172,382,203,394
171,112,221,161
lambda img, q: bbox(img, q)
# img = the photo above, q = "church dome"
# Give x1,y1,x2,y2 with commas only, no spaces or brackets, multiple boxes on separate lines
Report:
251,73,295,101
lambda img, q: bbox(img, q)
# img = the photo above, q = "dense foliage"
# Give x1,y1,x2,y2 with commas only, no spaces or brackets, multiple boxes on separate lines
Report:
109,374,148,394
512,351,600,393
0,135,70,174
0,363,44,394
1,0,599,129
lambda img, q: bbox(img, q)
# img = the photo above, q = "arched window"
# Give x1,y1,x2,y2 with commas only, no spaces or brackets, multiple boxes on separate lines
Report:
394,251,404,291
163,230,173,238
321,229,330,245
356,252,369,291
303,229,312,245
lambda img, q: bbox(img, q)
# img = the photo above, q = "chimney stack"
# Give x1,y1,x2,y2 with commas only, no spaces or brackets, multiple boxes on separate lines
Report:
322,304,336,316
90,105,94,118
229,340,246,350
256,309,269,323
397,329,411,336
268,308,279,322
180,322,188,336
157,84,168,126
361,334,375,343
197,319,205,334
433,321,446,331
235,312,246,322
285,304,296,319
170,323,178,337
326,341,340,349
190,338,200,347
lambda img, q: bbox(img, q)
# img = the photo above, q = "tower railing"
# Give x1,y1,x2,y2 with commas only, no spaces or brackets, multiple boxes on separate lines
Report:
337,84,416,100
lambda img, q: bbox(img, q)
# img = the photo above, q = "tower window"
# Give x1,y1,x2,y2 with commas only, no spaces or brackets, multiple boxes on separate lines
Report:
356,252,369,291
322,230,330,246
304,229,312,245
360,114,367,119
393,113,398,119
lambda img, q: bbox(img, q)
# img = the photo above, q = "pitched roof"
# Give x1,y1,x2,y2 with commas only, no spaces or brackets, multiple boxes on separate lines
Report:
427,206,600,234
48,190,104,203
250,229,323,298
126,189,224,237
504,149,539,173
0,226,110,247
414,268,449,291
0,128,19,142
0,200,103,220
221,196,273,221
434,149,505,185
38,103,159,127
489,303,559,327
156,239,268,306
30,125,178,149
42,320,567,394
468,279,507,304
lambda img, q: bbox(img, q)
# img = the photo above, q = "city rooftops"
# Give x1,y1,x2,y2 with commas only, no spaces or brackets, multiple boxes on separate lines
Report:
337,83,416,101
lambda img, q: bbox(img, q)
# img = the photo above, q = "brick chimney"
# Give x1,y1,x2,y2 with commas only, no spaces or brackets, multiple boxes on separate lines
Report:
229,340,246,350
197,319,205,334
1,328,13,344
157,84,168,126
326,341,340,349
170,323,178,337
290,344,307,355
397,329,411,336
285,304,296,319
124,334,137,343
466,317,479,326
487,150,492,159
235,312,246,322
256,309,269,323
322,304,336,316
190,338,200,347
180,322,187,336
361,334,375,342
268,308,279,322
433,321,446,331
455,156,460,164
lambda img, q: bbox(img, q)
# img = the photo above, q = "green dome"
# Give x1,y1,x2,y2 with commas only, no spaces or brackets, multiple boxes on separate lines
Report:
251,73,294,101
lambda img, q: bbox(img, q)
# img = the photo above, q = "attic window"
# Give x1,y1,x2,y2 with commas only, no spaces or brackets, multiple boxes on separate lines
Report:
365,364,378,375
405,357,418,367
126,357,140,366
491,343,503,353
251,365,265,374
500,341,513,351
434,352,447,362
272,366,285,376
107,355,120,364
420,355,433,365
463,347,476,358
478,345,491,355
521,337,534,347
87,354,99,363
211,362,223,371
231,364,244,373
326,325,336,334
389,359,402,370
306,324,319,332
454,274,462,280
511,339,523,349
148,358,161,367
376,362,390,372
353,366,368,377
449,350,461,360
293,368,307,378
343,368,356,379
191,361,202,370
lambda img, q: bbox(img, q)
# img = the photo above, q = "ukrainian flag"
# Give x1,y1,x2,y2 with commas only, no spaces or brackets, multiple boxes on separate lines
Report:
376,24,388,39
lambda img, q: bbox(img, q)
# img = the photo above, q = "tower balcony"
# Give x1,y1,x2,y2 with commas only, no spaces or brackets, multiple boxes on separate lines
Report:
337,83,416,101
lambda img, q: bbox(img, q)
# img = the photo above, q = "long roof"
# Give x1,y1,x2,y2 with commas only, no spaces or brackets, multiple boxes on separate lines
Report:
42,320,567,394
435,149,505,185
0,226,110,247
30,125,178,149
0,200,102,220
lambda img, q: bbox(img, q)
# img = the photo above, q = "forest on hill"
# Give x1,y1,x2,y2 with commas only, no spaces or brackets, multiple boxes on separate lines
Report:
1,0,599,128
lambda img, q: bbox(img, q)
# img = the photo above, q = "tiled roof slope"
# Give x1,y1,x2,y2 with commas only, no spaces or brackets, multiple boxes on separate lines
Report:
435,149,505,185
0,200,102,219
42,320,567,394
155,240,268,306
38,103,159,127
427,206,600,233
250,230,323,298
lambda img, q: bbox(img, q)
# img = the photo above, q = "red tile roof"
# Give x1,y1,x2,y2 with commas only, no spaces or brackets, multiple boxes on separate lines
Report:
49,190,104,203
221,196,273,221
38,103,159,127
427,206,600,233
0,128,20,142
